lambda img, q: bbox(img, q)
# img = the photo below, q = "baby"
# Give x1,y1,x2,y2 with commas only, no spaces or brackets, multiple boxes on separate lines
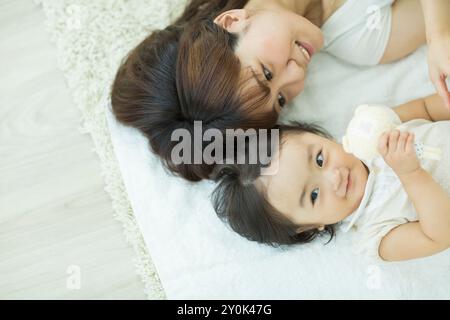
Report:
212,94,450,262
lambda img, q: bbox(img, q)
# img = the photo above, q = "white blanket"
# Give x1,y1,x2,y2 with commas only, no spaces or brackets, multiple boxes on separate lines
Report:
107,44,450,299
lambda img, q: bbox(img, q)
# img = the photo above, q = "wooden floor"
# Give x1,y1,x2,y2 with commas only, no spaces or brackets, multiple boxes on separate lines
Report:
0,0,146,299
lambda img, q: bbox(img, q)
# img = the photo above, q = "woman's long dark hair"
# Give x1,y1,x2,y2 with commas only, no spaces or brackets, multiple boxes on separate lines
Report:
111,0,277,182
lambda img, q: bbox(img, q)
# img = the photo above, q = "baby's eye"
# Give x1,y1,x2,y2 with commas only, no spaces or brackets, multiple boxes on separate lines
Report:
311,188,320,205
316,151,324,167
278,93,286,108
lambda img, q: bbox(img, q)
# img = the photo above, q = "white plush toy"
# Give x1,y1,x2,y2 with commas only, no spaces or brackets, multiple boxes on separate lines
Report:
342,104,441,165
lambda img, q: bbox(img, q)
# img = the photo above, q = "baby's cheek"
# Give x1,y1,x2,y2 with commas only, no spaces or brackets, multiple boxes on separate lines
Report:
323,200,347,224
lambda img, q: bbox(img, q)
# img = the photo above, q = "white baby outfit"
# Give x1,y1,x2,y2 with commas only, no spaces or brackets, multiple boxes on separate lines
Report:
340,119,450,262
322,0,395,66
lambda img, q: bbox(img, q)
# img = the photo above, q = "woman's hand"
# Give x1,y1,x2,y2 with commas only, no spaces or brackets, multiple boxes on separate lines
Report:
427,35,450,110
378,130,420,176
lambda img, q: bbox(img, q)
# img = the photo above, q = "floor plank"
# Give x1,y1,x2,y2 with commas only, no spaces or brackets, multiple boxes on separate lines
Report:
0,0,146,299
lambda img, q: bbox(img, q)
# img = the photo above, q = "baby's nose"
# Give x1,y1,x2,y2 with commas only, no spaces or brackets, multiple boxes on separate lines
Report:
324,169,339,190
325,168,349,196
330,169,341,191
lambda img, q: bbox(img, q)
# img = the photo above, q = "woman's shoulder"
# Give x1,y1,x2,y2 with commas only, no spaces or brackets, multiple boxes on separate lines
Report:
321,0,347,23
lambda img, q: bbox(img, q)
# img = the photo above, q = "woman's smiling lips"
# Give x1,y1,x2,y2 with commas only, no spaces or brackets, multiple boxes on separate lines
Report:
298,41,315,59
294,41,310,63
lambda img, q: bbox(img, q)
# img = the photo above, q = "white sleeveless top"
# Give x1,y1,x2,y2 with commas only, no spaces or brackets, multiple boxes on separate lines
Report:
321,0,395,66
340,119,450,262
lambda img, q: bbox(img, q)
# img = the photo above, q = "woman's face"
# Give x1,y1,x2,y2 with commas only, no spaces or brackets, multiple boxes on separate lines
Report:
257,132,369,230
214,6,324,112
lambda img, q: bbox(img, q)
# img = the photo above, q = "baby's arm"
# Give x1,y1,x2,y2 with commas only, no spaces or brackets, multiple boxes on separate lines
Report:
394,93,450,122
377,130,450,261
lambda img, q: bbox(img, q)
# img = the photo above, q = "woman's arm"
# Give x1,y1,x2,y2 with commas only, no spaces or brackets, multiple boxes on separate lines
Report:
377,131,450,261
420,0,450,39
394,93,450,122
380,0,450,108
420,0,450,109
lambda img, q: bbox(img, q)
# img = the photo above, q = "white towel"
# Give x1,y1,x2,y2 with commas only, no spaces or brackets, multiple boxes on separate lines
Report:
107,45,450,299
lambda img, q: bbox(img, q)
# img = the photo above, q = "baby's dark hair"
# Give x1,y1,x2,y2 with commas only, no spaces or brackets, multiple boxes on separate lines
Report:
211,122,337,246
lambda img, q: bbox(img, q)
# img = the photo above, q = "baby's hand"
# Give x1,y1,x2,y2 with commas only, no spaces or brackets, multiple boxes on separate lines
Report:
378,130,421,176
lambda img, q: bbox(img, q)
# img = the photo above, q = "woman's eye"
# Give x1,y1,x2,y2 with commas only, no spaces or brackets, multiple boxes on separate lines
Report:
316,151,324,167
311,188,320,205
263,66,273,81
278,93,286,108
262,65,286,108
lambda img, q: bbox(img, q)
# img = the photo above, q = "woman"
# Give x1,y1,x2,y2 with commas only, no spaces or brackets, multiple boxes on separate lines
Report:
111,0,450,182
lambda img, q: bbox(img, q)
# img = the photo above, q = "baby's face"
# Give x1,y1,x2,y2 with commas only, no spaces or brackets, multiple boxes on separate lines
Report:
258,132,369,228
